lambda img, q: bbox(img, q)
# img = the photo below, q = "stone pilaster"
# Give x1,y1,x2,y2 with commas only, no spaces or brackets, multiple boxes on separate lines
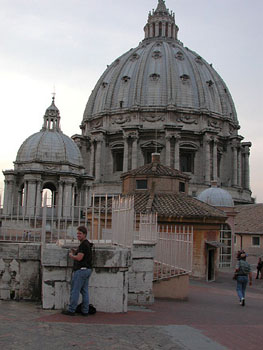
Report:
165,135,171,167
131,136,138,170
212,138,218,181
204,134,211,185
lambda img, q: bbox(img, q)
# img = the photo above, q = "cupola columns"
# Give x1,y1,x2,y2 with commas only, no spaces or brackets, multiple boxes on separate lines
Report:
144,0,178,40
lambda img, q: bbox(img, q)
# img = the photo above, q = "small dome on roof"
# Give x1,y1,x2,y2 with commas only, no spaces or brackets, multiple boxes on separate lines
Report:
15,98,84,170
197,183,234,207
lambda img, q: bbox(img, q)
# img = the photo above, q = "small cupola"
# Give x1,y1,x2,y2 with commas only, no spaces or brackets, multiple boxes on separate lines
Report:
42,96,61,132
144,0,179,40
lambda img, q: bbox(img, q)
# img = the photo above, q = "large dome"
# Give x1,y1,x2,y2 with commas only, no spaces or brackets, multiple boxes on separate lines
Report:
75,0,252,205
16,99,84,170
83,5,237,123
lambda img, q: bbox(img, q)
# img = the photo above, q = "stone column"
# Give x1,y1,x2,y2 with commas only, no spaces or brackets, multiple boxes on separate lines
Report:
204,135,211,185
174,135,180,170
3,179,14,216
165,136,171,167
212,138,218,181
232,143,238,187
95,137,103,181
63,180,75,218
237,148,242,187
168,23,172,37
89,141,95,177
131,136,138,170
35,180,42,216
26,179,37,216
243,144,251,190
155,22,158,37
162,22,165,36
57,181,63,218
123,136,129,172
3,180,9,215
149,23,153,37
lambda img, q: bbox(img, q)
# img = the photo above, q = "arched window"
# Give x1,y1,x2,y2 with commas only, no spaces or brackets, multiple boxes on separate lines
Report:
42,183,57,207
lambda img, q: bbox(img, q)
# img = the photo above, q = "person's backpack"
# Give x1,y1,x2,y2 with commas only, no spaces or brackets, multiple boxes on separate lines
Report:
239,260,250,274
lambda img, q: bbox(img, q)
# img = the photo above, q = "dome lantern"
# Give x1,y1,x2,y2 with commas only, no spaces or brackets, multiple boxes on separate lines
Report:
42,96,61,132
144,0,178,40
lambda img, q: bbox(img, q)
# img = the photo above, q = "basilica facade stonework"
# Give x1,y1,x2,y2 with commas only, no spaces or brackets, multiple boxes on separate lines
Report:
73,0,252,204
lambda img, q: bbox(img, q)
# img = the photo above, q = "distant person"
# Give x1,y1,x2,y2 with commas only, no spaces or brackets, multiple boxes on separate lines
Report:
234,252,252,306
256,257,263,279
62,226,93,316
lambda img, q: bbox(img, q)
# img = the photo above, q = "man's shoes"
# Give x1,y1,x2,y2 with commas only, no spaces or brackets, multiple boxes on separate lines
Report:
81,312,89,317
241,298,245,306
61,310,75,316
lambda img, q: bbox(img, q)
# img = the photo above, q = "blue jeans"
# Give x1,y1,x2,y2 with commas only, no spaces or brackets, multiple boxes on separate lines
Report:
68,269,92,313
236,275,248,300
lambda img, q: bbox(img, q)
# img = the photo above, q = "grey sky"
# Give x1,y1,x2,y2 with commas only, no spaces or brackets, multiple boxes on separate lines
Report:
0,0,262,202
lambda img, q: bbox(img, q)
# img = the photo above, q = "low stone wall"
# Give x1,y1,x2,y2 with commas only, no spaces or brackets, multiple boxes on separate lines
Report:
42,244,131,313
0,241,156,312
0,243,41,300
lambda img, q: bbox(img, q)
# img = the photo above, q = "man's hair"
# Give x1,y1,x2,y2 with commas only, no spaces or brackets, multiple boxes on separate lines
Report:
77,226,87,236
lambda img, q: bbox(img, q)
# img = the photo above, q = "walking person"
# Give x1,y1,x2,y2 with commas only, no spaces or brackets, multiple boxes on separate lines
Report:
62,226,93,316
256,257,263,279
235,251,252,306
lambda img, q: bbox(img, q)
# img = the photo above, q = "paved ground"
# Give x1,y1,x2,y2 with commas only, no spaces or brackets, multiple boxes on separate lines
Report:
1,269,263,350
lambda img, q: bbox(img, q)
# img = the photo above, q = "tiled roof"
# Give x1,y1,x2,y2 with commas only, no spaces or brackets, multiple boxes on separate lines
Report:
130,192,226,219
235,204,263,234
121,162,189,179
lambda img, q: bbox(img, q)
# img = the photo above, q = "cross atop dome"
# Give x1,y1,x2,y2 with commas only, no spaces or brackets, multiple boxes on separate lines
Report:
144,0,178,41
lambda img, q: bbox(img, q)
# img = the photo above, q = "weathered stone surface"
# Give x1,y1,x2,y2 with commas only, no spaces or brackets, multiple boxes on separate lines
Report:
0,244,19,259
42,246,69,267
19,261,40,300
19,244,40,260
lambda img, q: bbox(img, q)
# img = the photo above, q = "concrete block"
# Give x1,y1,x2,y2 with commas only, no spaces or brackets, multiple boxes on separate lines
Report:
20,261,40,300
19,243,40,260
153,273,189,300
42,247,68,267
94,247,131,268
42,267,70,282
132,259,154,272
0,243,19,259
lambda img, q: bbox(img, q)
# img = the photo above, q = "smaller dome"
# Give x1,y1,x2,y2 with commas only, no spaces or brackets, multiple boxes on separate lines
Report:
197,185,234,207
15,98,84,169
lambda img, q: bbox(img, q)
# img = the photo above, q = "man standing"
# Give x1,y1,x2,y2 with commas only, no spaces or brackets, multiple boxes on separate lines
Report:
62,226,92,316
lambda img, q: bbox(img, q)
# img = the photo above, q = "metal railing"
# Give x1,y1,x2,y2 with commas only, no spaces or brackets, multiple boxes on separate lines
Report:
154,224,193,280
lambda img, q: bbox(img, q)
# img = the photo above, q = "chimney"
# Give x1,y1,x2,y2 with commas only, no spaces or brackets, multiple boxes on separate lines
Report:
152,153,160,163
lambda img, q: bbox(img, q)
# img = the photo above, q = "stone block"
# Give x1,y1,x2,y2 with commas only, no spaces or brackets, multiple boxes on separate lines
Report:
19,261,40,300
0,243,19,259
19,243,40,260
42,283,55,309
94,247,131,268
42,267,69,282
132,242,155,259
132,258,154,272
42,247,69,267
